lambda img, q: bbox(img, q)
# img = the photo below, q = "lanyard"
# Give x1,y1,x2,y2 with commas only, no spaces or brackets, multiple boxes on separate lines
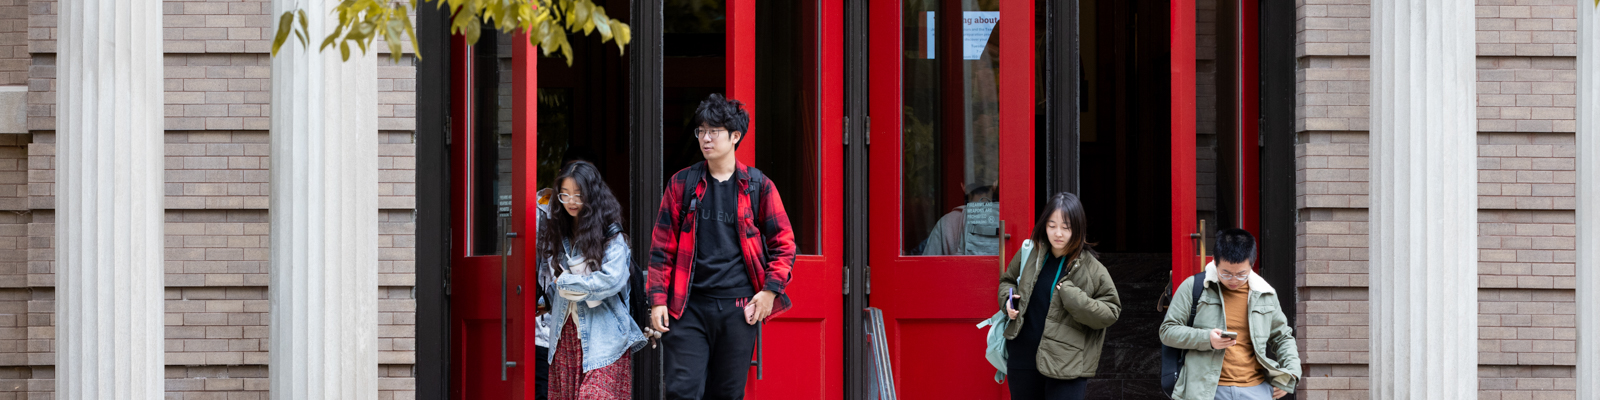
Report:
1049,256,1068,301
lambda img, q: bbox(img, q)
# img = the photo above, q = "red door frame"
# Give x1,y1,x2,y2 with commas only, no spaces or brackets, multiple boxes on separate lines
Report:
868,0,1033,397
1170,0,1199,288
730,0,847,397
729,0,757,164
1172,0,1262,289
1236,0,1262,262
448,32,539,400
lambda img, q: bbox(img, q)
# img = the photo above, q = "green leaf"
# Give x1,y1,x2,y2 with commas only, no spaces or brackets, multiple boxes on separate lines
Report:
340,41,351,61
320,23,343,51
297,9,309,36
271,11,295,56
294,29,308,48
401,5,421,60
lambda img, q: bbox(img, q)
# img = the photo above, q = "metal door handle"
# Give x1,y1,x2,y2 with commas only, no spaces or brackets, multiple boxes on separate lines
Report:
750,322,764,379
998,220,1006,273
500,219,513,381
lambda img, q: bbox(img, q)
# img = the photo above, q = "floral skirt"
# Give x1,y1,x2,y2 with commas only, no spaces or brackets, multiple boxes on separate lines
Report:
550,314,632,400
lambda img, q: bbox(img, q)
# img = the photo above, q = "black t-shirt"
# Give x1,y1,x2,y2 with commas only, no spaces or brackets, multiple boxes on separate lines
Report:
1007,251,1069,371
691,176,756,299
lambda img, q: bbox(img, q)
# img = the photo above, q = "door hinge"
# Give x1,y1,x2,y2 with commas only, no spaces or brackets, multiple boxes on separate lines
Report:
1259,117,1266,148
444,229,452,295
865,116,871,146
444,116,453,146
865,264,870,295
843,116,849,146
843,266,849,295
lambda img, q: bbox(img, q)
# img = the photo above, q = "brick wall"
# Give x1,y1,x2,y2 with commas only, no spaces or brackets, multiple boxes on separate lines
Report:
7,0,421,398
1295,0,1580,398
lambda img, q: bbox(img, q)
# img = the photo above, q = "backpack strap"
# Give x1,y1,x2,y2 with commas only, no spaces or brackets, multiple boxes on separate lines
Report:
606,223,624,241
1185,271,1206,327
677,162,704,233
744,166,766,222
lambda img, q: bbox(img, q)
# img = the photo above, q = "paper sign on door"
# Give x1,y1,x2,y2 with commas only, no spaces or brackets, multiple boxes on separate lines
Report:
962,11,999,60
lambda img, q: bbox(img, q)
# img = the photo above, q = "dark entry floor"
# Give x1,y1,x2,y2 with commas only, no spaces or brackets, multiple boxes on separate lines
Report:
1087,253,1172,399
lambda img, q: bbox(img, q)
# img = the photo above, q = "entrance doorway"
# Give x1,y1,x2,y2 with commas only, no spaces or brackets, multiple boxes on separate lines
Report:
442,1,845,399
422,0,1268,398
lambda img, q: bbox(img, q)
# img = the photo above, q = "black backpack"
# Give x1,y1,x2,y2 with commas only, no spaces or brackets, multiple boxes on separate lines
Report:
604,223,652,331
1160,271,1207,397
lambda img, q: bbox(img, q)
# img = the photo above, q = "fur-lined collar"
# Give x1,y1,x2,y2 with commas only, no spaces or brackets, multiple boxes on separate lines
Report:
1202,261,1276,294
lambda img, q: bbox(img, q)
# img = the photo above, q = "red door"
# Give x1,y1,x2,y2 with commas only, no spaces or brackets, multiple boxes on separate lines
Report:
1171,0,1201,287
449,31,540,400
868,0,1034,398
1172,0,1263,287
730,0,847,397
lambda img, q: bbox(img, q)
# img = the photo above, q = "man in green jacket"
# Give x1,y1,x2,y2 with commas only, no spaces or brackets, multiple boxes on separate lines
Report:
1159,229,1300,400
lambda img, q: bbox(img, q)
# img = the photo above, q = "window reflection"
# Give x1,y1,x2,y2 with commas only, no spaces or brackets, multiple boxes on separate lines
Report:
902,0,1002,256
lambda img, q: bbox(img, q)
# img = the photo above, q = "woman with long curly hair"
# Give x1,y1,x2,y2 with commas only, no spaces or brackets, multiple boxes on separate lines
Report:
538,161,646,400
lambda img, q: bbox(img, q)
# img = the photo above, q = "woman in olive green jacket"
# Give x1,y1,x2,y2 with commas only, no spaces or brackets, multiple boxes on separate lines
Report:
996,192,1122,399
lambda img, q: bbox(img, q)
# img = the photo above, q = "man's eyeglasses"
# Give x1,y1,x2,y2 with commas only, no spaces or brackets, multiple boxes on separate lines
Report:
557,193,583,205
694,128,728,140
1219,271,1249,281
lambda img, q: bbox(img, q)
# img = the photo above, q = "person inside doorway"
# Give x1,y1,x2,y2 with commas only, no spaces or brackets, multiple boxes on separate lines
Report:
647,93,798,399
915,182,999,256
538,161,647,400
533,150,599,400
997,192,1122,399
1159,229,1301,400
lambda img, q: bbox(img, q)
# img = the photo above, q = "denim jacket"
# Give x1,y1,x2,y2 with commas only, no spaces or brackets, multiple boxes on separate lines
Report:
542,234,647,372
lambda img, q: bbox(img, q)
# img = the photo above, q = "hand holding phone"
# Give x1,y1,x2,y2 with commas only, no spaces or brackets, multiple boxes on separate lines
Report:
1210,329,1238,349
1005,288,1020,320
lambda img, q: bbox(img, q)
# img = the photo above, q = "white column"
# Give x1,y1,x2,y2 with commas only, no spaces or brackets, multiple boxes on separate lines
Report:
1368,1,1478,398
1576,1,1600,397
268,0,378,398
54,0,166,398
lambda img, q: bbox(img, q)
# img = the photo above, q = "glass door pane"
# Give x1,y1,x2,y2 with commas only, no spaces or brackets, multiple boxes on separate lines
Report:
901,0,1002,257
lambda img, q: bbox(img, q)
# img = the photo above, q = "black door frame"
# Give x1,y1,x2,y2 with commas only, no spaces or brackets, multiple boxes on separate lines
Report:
416,3,453,400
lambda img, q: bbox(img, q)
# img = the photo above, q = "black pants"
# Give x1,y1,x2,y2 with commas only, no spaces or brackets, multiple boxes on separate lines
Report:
1007,368,1089,400
662,296,759,400
534,345,549,400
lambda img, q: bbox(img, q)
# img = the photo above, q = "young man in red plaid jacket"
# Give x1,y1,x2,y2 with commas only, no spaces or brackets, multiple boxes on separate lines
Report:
647,94,797,399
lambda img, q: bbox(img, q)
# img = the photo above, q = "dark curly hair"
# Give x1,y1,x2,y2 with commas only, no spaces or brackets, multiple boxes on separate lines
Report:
540,161,624,268
693,93,750,149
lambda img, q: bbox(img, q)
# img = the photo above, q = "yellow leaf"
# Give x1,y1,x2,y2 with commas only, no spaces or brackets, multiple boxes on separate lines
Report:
271,11,295,56
611,21,629,54
401,4,421,60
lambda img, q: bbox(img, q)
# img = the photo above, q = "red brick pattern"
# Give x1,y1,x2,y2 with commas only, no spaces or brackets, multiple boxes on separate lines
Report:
1297,1,1582,398
0,0,26,86
1478,133,1576,210
164,287,269,366
1296,132,1369,209
1477,57,1576,133
1479,365,1577,400
1298,0,1371,57
1296,57,1369,132
1475,2,1576,58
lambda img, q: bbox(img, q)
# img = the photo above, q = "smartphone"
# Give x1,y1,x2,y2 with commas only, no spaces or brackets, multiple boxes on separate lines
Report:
1007,288,1015,310
1221,331,1239,340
